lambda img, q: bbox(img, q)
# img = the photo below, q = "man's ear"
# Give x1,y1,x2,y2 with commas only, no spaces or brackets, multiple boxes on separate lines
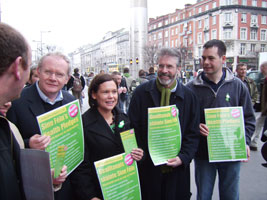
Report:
12,56,23,80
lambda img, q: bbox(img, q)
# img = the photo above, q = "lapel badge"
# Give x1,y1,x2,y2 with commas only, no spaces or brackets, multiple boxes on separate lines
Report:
118,120,125,128
225,93,230,102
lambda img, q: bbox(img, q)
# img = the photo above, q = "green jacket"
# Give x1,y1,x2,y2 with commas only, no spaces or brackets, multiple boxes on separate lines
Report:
243,76,259,105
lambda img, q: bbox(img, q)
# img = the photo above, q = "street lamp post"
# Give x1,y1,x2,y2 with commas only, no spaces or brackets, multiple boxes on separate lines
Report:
40,30,51,56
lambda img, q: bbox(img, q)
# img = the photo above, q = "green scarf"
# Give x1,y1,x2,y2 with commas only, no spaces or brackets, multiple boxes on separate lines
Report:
124,73,130,78
156,78,177,106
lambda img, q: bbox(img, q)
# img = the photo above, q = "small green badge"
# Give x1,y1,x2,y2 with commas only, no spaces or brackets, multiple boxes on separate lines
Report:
118,120,125,128
225,93,230,102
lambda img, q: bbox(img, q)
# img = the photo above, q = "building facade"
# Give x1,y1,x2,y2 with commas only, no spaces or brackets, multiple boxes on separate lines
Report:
147,0,267,72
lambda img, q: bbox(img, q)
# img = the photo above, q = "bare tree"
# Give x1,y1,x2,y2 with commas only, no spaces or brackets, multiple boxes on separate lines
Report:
143,45,159,69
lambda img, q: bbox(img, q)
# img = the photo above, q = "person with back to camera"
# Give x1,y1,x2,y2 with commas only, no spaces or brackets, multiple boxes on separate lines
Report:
71,74,143,200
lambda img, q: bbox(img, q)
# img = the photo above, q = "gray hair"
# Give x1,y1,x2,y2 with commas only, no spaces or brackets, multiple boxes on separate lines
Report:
156,48,181,67
38,52,71,75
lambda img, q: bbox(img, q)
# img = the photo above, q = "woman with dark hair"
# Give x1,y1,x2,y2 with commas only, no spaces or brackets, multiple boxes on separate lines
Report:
71,74,143,200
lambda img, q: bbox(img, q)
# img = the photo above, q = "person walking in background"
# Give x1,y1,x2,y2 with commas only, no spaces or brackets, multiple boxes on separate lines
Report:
25,65,39,87
112,71,127,113
146,66,157,80
71,74,143,200
67,67,85,106
0,22,32,199
250,61,267,151
236,63,258,105
7,52,76,200
136,69,148,85
187,39,255,200
123,67,134,111
128,48,200,200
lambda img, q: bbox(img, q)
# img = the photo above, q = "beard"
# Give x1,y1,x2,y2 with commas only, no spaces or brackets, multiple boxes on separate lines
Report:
157,72,176,86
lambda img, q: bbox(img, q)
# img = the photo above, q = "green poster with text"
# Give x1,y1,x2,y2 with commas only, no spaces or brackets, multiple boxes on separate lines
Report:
120,129,138,155
205,107,247,162
37,100,84,175
95,153,141,200
148,105,181,166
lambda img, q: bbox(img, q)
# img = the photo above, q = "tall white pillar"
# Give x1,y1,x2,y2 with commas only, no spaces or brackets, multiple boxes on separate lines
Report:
130,0,148,78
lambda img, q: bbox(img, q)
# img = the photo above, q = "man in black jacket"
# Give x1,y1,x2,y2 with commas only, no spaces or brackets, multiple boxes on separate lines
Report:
0,22,32,200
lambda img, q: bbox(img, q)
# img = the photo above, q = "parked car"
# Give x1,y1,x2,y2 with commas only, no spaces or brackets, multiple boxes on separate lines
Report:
247,70,264,92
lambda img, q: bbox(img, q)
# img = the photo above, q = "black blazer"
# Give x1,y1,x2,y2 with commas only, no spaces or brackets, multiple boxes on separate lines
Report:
7,83,76,200
71,107,130,200
7,83,75,147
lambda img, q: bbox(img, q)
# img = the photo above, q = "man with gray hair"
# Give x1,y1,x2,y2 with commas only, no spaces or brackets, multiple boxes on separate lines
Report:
7,52,76,200
0,22,31,200
128,48,200,199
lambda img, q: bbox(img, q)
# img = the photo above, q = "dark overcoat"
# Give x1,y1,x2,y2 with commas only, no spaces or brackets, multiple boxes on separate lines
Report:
6,83,76,200
71,107,131,200
128,79,200,200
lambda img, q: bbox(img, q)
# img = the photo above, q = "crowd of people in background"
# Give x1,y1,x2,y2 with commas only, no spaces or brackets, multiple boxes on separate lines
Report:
1,22,267,200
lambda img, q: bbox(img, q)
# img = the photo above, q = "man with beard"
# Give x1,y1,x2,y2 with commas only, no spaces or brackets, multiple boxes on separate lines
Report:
128,48,200,200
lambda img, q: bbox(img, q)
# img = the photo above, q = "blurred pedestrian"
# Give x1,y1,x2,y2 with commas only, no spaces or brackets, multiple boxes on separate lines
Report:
25,65,39,87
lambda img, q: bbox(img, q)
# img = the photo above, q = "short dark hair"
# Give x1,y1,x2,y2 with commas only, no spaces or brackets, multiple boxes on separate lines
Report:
149,67,154,73
236,63,247,70
156,48,181,67
0,23,29,76
111,71,121,76
29,65,38,80
74,68,79,73
123,67,129,73
139,69,146,77
203,39,226,57
88,74,118,108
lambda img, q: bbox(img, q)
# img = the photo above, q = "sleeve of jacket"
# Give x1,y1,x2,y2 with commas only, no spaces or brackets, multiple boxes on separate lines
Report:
261,117,267,142
66,76,74,91
178,89,200,166
81,76,86,89
240,82,256,145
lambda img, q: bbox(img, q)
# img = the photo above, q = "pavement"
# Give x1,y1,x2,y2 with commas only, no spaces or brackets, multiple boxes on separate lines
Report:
80,85,267,199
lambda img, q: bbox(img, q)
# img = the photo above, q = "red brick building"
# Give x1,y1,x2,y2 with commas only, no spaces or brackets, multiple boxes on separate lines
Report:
147,0,267,72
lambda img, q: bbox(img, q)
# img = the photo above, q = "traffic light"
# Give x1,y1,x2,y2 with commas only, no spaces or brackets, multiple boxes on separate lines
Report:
130,59,133,65
136,57,139,64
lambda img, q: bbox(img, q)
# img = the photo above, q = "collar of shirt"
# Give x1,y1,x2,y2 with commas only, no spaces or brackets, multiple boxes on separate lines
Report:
35,81,63,105
201,69,226,92
171,80,178,93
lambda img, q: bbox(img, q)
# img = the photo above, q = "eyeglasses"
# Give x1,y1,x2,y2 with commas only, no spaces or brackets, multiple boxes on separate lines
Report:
42,70,66,79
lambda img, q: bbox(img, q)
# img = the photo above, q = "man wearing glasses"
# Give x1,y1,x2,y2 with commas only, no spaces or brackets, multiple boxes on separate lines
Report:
7,52,76,200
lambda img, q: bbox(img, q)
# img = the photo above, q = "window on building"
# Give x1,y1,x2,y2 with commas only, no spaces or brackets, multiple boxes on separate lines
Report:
225,0,232,5
204,32,209,42
204,17,209,28
189,24,192,31
242,0,247,5
211,30,217,39
225,13,232,23
212,15,216,25
175,39,178,47
261,29,267,40
251,15,258,24
198,20,202,29
183,13,185,19
199,7,202,13
165,41,168,47
154,24,156,29
251,44,256,52
171,40,174,47
171,18,174,23
263,1,267,7
261,44,266,52
251,29,257,40
176,16,178,21
189,12,191,17
149,36,152,41
252,0,257,7
262,16,267,24
198,47,202,57
213,2,216,8
158,42,162,48
205,5,209,11
198,32,202,44
165,20,168,25
240,43,246,55
183,38,188,47
165,30,168,37
224,28,232,39
175,27,178,34
158,22,162,27
158,32,162,39
153,34,157,40
241,13,247,23
240,28,247,40
172,29,174,36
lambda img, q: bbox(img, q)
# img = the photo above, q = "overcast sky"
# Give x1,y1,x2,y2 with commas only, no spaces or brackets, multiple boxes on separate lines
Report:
1,0,196,54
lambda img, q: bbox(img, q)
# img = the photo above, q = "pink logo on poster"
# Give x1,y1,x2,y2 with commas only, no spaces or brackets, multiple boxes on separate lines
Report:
125,154,133,166
171,107,177,117
231,109,240,118
69,104,78,118
130,129,134,134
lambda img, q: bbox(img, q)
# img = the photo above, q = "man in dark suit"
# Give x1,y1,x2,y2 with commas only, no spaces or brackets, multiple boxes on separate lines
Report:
7,52,76,200
0,22,32,200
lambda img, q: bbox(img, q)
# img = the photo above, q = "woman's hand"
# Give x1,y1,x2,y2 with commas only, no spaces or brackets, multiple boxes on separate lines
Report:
52,165,67,185
131,148,144,161
199,123,209,137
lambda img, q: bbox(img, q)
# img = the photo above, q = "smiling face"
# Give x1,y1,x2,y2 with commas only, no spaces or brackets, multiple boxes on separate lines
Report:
92,80,118,113
37,55,69,101
157,55,178,88
202,46,226,77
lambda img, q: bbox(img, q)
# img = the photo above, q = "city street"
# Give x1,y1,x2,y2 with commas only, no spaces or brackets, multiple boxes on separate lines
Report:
80,85,267,200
